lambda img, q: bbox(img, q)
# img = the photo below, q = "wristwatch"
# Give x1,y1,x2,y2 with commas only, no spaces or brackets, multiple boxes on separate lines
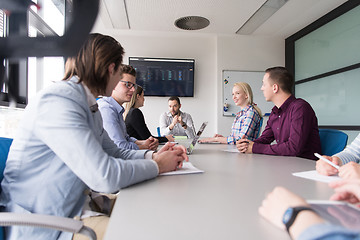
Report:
282,206,315,233
181,122,186,127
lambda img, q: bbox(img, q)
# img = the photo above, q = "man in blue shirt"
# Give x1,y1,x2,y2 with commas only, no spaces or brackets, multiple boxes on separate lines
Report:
98,65,159,151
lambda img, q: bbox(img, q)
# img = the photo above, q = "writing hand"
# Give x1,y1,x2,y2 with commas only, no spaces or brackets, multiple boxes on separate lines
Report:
316,155,341,176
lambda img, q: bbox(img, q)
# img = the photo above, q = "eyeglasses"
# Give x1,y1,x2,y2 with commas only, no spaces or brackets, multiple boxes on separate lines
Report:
119,80,137,89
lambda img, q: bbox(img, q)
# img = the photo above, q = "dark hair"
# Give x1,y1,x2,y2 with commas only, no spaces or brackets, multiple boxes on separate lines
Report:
168,96,180,105
119,64,136,77
76,33,125,96
265,66,294,94
62,57,77,80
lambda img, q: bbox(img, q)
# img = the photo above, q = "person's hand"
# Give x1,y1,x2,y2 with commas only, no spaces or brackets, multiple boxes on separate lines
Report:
147,136,159,151
338,162,360,180
153,142,189,173
165,135,175,142
329,179,360,205
236,136,253,153
260,187,325,239
258,187,309,229
213,134,223,138
170,116,178,130
316,155,341,176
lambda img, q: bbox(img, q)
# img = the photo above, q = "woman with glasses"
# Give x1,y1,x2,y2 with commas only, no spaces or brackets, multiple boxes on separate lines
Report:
124,85,175,143
97,64,159,151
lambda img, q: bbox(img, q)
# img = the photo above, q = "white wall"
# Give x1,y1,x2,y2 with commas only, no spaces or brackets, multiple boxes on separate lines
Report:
93,17,285,137
94,29,218,135
216,35,284,135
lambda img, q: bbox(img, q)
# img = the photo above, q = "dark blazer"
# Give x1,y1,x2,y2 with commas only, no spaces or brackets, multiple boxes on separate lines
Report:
125,108,168,143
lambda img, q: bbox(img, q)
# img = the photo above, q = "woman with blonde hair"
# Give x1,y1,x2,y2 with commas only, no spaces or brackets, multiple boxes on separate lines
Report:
125,85,174,143
200,82,262,144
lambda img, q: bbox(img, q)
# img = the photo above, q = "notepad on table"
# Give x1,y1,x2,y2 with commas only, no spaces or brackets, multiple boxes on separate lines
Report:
292,170,341,183
160,162,204,176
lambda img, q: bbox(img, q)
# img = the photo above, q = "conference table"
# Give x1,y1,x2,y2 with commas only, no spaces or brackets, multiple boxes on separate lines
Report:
104,142,334,240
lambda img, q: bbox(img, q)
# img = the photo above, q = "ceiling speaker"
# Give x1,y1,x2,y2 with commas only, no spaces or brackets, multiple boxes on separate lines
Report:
175,16,210,30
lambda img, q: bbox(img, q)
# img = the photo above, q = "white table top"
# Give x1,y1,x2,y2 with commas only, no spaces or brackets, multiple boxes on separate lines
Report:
104,142,334,240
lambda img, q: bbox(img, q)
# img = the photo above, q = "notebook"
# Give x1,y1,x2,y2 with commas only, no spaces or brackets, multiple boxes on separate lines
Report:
186,122,208,155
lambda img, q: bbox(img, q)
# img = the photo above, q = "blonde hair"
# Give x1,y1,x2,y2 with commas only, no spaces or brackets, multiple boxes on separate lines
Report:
124,85,143,120
233,82,262,117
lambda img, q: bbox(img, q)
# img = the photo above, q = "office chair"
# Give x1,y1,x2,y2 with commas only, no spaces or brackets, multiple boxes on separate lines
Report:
256,117,263,139
0,137,96,240
319,129,348,156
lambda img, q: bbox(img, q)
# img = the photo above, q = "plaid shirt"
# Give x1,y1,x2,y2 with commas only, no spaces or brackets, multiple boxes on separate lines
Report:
227,105,261,144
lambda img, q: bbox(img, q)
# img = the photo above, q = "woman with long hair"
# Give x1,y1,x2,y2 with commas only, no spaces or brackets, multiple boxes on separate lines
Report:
200,82,262,144
125,85,174,143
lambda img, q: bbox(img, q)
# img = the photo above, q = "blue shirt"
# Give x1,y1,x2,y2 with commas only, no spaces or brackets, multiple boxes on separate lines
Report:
299,223,360,240
0,77,158,240
97,97,139,150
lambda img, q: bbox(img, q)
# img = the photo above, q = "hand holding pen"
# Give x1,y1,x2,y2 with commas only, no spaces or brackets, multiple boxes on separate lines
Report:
236,135,253,153
315,153,342,176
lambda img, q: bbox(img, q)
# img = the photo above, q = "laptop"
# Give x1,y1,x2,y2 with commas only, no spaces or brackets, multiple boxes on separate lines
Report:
186,122,208,155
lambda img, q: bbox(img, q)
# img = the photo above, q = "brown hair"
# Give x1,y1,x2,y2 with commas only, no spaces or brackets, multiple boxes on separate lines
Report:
168,96,180,105
62,57,77,80
75,33,125,96
265,66,294,94
119,64,136,77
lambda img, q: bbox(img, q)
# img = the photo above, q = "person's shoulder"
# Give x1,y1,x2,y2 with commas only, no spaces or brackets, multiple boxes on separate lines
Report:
182,111,192,117
290,98,315,113
292,97,313,108
160,111,169,117
97,97,115,109
40,78,84,102
129,108,143,116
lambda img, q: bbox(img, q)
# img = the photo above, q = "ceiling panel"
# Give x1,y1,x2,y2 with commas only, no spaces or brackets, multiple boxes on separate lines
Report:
97,0,349,38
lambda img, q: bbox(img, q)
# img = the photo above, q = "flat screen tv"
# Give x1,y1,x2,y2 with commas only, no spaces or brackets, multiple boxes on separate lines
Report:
129,57,194,97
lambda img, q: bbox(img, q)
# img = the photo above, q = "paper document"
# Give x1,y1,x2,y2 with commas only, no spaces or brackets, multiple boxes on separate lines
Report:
160,162,204,176
293,170,341,183
223,148,239,153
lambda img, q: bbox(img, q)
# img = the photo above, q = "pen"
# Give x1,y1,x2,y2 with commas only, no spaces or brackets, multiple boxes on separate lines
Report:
314,153,340,170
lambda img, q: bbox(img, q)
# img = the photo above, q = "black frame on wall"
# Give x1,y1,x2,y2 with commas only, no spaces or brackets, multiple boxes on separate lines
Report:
285,0,360,130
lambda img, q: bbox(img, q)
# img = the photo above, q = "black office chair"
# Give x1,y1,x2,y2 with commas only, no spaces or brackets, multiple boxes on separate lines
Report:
319,129,348,156
0,137,96,240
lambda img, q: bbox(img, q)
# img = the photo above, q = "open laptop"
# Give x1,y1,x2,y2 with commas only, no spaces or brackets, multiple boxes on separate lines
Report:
186,122,208,155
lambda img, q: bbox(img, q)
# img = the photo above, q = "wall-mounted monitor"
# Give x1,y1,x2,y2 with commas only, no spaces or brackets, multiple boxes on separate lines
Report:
129,57,195,97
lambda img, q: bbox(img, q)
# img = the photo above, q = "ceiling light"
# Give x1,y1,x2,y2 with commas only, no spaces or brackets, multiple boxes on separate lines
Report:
236,0,289,35
175,16,210,30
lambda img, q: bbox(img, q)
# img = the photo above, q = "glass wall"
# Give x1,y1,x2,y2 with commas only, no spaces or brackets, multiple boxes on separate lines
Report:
286,1,360,130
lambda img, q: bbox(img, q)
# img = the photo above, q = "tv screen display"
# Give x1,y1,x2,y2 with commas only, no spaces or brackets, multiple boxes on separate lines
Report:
129,57,194,97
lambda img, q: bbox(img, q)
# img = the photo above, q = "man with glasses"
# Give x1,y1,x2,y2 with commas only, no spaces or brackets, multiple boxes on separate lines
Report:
98,64,159,150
